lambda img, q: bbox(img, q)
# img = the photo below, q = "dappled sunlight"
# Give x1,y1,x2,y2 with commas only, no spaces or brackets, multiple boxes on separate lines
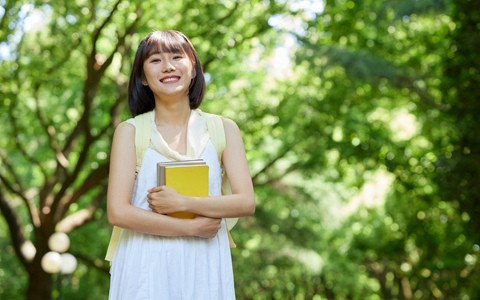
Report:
1,0,479,298
342,169,394,217
280,247,324,273
390,109,418,141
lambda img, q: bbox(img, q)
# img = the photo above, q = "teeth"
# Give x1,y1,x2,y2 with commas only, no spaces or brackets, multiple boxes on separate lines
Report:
162,77,179,83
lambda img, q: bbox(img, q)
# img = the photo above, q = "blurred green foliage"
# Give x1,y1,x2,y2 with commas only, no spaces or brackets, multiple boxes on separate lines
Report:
1,0,479,299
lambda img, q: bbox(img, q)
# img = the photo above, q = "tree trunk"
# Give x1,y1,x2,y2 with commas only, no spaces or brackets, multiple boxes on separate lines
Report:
26,260,53,300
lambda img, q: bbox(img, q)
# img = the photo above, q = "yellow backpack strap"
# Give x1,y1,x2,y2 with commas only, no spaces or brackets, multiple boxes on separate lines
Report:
105,111,152,262
202,112,225,163
202,111,238,248
135,111,153,167
105,226,122,262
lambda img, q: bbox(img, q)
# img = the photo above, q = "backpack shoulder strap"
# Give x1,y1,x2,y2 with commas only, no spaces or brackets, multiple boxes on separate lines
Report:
201,112,225,164
200,111,238,247
134,111,153,167
105,111,152,262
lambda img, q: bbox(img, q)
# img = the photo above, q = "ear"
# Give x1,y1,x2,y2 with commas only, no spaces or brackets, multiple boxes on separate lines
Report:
191,62,197,79
141,75,148,86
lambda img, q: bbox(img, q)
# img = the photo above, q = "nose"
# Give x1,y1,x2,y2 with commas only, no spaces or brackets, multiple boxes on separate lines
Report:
162,60,175,72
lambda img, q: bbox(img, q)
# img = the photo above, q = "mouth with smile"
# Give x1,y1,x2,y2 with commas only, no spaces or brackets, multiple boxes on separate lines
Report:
160,75,181,83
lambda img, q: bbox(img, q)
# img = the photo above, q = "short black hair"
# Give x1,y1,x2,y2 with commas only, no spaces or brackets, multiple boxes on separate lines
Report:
127,30,206,116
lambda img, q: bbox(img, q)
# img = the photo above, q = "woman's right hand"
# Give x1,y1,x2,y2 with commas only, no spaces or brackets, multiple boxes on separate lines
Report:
192,216,222,238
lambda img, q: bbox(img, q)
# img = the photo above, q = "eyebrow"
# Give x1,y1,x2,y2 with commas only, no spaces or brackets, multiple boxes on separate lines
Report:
147,49,186,58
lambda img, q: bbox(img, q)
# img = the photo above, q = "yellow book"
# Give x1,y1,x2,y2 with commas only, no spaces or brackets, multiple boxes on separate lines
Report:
157,160,209,219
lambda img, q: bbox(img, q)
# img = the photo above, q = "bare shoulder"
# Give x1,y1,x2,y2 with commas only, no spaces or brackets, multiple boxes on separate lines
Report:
110,121,136,169
221,117,241,136
114,121,135,137
221,117,245,154
111,121,136,151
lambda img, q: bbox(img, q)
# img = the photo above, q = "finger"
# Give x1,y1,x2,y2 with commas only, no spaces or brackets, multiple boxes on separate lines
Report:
148,203,159,212
148,186,165,193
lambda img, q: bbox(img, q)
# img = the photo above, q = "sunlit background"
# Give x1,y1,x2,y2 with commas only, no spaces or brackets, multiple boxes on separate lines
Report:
1,0,479,299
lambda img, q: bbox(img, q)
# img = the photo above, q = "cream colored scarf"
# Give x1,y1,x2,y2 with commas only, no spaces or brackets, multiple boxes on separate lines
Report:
149,109,210,160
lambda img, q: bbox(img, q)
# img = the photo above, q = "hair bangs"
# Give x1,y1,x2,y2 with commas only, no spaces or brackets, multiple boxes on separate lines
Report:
143,31,191,59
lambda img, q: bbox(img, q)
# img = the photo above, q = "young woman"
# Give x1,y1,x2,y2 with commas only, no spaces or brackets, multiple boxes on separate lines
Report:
107,30,255,299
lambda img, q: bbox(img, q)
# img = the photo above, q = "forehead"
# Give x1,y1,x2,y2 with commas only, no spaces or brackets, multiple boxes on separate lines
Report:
143,33,190,58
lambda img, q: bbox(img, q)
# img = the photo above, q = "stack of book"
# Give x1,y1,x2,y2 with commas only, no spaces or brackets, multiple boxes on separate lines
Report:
157,160,209,219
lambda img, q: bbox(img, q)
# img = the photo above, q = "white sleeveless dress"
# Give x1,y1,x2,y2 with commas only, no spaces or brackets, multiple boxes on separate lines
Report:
109,111,235,299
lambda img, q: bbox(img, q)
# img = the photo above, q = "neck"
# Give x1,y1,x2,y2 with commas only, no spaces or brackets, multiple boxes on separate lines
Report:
154,100,191,126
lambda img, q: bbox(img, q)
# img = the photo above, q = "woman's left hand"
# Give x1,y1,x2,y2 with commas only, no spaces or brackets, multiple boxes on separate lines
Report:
147,186,186,214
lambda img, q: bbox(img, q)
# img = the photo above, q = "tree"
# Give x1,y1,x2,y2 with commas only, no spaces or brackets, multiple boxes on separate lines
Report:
0,1,286,298
224,0,480,298
2,0,479,298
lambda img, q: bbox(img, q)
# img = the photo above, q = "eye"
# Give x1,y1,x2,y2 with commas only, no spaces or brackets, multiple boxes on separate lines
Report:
173,55,183,60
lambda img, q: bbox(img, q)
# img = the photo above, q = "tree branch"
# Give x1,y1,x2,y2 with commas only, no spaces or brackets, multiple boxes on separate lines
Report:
55,162,109,223
7,93,49,178
108,82,128,127
202,18,272,71
44,37,83,77
0,170,41,228
251,147,291,183
254,160,302,187
397,75,449,111
50,13,137,215
33,84,69,169
70,251,110,275
53,23,137,213
62,0,124,158
98,14,140,76
299,39,450,111
56,185,108,232
0,150,42,226
195,2,240,38
90,0,123,58
364,259,392,299
0,189,30,268
0,151,28,200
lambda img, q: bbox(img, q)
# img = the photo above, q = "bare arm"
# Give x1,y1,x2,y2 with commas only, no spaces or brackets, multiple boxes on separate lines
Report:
148,118,255,218
107,122,221,238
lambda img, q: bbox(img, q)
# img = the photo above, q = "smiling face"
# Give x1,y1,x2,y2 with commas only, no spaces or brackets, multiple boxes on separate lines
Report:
142,51,194,102
127,30,206,116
